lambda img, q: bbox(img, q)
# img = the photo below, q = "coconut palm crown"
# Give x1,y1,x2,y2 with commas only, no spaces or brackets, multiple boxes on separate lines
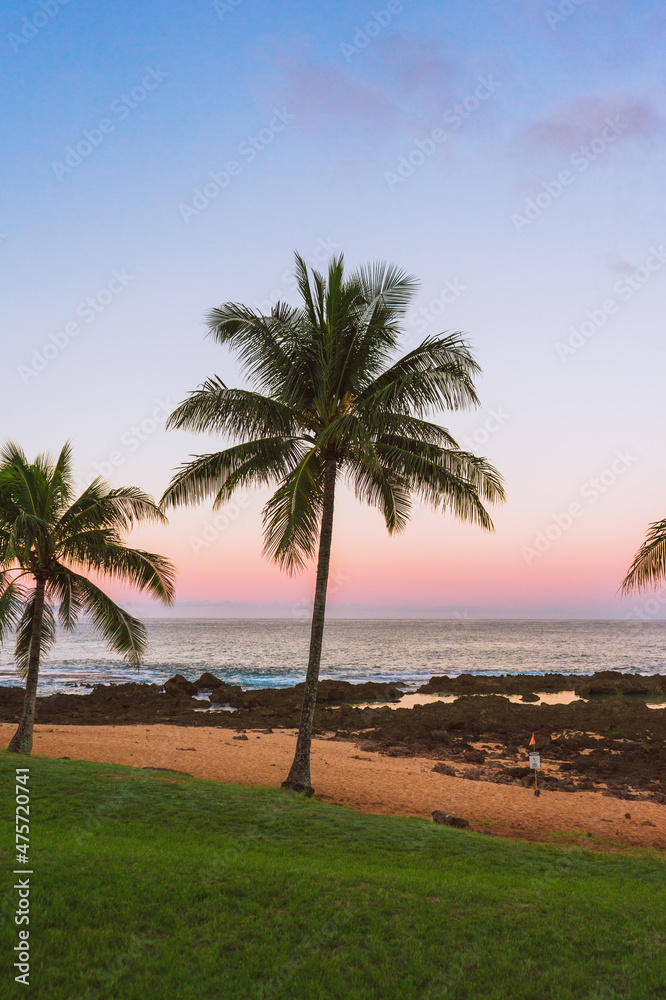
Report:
161,253,506,794
0,442,176,754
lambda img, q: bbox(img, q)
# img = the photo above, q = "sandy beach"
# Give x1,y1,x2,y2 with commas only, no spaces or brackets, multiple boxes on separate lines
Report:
5,722,663,850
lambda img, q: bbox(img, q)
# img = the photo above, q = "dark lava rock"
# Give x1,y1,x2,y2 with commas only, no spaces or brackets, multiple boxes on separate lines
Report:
429,729,454,746
432,763,457,776
432,811,470,829
295,678,403,703
504,766,532,779
164,674,198,698
193,672,225,691
463,749,485,764
233,734,249,741
521,692,540,703
0,686,25,717
418,673,579,695
574,671,666,698
208,682,244,705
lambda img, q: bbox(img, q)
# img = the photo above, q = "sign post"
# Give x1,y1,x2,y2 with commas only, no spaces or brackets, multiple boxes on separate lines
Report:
529,733,540,797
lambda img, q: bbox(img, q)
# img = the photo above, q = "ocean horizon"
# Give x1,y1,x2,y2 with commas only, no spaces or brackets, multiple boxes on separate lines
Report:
2,618,666,697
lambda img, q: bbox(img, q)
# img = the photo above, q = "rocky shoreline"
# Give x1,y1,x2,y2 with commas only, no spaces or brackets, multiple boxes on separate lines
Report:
2,671,665,805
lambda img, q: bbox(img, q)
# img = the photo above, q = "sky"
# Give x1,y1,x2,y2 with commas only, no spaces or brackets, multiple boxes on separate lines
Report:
2,0,665,619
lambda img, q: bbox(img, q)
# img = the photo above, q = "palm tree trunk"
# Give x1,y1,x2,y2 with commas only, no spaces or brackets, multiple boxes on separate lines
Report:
282,456,337,795
8,579,46,755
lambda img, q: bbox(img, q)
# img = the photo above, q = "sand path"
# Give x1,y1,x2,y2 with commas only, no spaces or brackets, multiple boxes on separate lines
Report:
4,723,663,850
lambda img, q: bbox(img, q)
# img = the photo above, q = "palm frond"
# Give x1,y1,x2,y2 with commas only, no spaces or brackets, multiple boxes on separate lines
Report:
165,378,302,439
347,462,412,534
55,482,166,540
15,593,56,679
206,301,307,400
73,574,147,668
620,519,666,594
44,441,76,520
68,545,176,605
161,438,307,511
0,576,27,644
370,438,505,529
47,565,86,630
261,449,325,573
356,334,481,414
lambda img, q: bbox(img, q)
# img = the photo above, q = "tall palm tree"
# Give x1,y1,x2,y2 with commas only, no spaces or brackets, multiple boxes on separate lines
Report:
620,518,666,594
0,441,176,754
161,253,505,795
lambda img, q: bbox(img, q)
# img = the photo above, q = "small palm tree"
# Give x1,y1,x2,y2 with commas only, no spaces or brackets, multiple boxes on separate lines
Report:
0,442,176,754
162,253,505,795
620,518,666,594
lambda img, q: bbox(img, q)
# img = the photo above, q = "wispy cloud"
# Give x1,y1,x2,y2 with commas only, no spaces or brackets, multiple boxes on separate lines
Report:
282,56,401,134
275,35,464,138
522,95,664,153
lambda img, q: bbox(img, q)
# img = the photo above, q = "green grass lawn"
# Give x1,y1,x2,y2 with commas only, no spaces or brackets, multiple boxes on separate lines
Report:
1,752,664,1000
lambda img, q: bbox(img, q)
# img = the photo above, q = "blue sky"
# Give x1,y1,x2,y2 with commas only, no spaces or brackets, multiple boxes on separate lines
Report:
2,0,666,618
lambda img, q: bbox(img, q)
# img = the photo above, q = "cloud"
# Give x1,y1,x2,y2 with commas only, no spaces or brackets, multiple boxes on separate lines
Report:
369,34,461,118
522,95,664,153
276,35,464,138
282,57,402,133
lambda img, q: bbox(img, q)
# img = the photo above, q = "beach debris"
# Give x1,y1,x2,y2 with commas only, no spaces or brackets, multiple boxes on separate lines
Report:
233,734,249,741
432,811,470,829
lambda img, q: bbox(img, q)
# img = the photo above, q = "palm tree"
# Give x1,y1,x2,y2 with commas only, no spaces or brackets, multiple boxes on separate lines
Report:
620,518,666,594
161,253,505,795
0,442,176,754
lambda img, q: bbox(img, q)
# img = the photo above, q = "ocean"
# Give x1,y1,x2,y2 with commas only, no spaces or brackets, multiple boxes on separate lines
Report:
1,619,666,696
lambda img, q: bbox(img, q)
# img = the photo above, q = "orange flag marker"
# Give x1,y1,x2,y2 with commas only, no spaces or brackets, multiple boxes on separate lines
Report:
529,732,535,746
